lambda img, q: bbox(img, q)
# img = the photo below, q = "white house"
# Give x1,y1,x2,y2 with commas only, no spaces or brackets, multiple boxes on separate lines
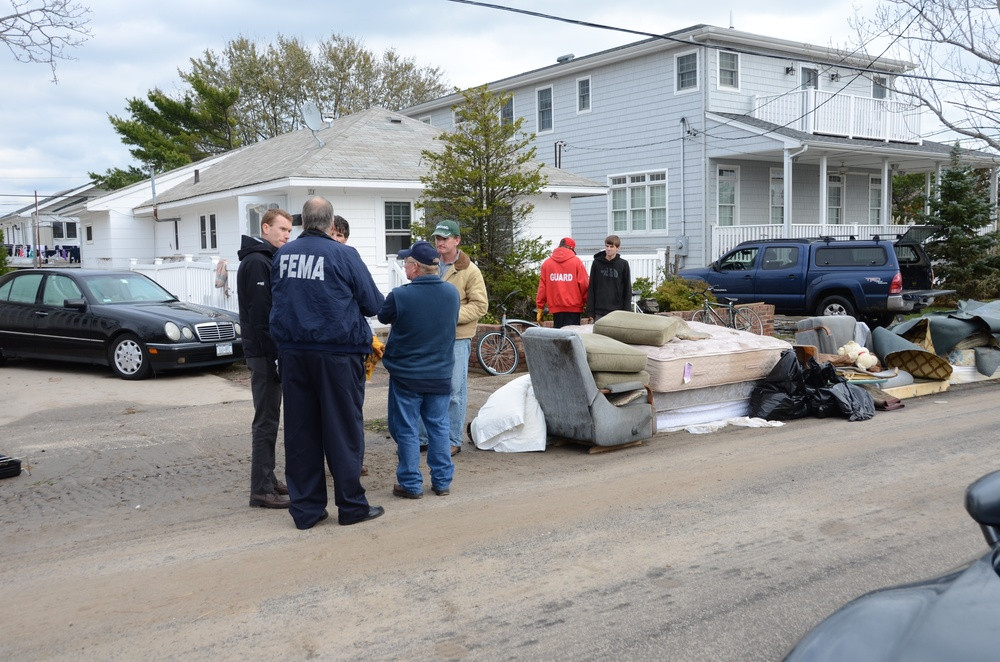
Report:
76,107,605,301
403,24,1000,267
1,183,93,265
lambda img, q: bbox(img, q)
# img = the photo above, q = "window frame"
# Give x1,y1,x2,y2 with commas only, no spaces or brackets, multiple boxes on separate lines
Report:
199,213,217,250
869,175,882,224
717,165,740,227
769,168,784,225
577,76,591,114
872,76,888,99
500,97,514,127
718,51,740,91
608,169,668,235
383,200,413,260
536,85,553,133
675,50,699,94
85,224,93,243
827,174,844,225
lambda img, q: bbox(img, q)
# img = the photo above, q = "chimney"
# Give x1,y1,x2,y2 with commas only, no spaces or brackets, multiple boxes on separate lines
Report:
194,169,200,184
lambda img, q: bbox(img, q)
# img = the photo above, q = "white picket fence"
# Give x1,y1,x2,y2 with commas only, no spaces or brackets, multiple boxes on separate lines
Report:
130,256,238,313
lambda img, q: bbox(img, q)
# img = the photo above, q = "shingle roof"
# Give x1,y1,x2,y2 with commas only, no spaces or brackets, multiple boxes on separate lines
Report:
150,107,603,207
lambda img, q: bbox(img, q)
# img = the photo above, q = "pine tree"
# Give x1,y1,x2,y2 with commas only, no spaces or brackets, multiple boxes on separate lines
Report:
922,145,1000,299
418,85,550,316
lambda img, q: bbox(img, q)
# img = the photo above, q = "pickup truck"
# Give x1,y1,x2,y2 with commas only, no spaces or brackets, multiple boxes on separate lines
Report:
679,228,952,326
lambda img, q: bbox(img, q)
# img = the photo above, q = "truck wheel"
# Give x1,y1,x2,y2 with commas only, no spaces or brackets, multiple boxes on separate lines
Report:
816,295,856,318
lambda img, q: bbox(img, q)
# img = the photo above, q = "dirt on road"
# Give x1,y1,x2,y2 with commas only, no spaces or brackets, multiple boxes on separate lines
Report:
1,360,995,660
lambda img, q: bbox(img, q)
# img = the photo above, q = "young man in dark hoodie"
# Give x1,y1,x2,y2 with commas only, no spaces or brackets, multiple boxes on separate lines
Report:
536,237,589,328
587,234,632,321
237,208,293,509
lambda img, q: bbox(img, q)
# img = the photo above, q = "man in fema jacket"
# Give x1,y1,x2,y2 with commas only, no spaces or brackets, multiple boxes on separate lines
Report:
270,196,385,530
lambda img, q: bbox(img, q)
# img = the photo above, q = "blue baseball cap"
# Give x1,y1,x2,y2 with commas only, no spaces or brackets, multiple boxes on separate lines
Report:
397,240,439,266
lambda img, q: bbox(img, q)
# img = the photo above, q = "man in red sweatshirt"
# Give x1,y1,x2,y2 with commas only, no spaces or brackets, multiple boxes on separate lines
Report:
536,237,590,328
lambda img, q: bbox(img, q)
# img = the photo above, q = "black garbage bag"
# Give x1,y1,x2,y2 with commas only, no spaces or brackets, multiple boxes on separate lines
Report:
823,382,876,421
750,350,810,420
801,358,876,421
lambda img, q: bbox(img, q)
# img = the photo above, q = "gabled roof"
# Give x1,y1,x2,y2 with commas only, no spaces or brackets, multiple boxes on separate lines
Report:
1,183,104,222
405,24,914,115
143,107,603,210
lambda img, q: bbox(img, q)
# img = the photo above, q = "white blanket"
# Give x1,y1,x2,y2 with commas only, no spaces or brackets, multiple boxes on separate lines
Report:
470,375,547,452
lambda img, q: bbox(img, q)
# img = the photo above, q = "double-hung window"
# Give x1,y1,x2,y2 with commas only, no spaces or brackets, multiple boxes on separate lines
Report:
828,174,844,224
869,176,882,224
718,167,738,226
500,97,513,127
610,171,667,234
577,77,591,113
385,201,412,256
536,86,553,132
200,213,217,250
769,168,784,225
719,52,739,89
676,52,698,92
872,76,888,99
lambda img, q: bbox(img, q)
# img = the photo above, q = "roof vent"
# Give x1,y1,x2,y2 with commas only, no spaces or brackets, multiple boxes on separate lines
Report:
389,117,402,124
193,169,200,184
556,53,575,63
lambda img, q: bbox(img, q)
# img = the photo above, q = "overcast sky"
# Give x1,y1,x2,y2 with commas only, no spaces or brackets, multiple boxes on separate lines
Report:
0,0,878,215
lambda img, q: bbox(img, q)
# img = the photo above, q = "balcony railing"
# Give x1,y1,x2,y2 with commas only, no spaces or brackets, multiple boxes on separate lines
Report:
752,90,922,144
711,223,915,260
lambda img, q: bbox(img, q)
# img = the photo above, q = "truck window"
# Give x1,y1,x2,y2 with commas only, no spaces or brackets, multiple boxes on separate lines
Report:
719,247,758,271
762,246,799,270
815,246,888,267
894,245,919,264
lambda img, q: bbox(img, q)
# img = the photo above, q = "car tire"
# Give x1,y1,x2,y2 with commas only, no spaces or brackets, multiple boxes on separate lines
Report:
109,333,152,380
816,295,856,319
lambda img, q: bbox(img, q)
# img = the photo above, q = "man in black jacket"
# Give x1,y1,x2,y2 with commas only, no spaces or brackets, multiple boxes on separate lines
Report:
587,234,632,321
238,208,293,509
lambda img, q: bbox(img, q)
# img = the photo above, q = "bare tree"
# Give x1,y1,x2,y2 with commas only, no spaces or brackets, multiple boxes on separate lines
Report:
852,0,1000,151
1,0,91,81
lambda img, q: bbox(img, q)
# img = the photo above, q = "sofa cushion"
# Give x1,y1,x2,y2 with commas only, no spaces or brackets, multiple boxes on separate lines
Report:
592,369,650,389
579,332,648,373
594,310,683,346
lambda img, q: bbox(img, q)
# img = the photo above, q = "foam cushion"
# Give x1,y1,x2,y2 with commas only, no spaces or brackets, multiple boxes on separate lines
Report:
579,332,648,373
595,310,683,346
592,370,650,389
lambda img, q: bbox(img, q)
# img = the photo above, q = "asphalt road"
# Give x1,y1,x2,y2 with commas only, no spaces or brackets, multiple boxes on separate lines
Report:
0,360,996,660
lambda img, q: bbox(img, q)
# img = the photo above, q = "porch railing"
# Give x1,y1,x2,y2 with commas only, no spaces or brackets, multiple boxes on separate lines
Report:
711,223,915,261
752,90,922,144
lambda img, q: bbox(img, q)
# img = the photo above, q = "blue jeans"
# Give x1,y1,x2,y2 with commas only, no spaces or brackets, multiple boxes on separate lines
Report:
419,338,470,448
388,379,453,493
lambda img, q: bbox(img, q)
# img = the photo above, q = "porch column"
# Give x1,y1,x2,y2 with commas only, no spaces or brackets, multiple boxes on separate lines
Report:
882,158,891,227
992,168,999,230
924,172,933,215
819,154,828,225
783,148,793,236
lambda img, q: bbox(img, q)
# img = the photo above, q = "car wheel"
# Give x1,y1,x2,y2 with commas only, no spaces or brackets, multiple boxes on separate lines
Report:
816,295,856,319
109,333,152,380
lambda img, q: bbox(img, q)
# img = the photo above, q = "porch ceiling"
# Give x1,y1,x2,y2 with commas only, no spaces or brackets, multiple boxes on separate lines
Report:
707,112,999,174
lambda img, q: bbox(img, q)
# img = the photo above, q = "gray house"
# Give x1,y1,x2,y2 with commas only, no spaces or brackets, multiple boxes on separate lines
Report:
403,24,999,268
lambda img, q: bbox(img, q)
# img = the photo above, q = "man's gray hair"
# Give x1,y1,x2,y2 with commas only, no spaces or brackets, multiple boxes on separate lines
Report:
302,196,334,233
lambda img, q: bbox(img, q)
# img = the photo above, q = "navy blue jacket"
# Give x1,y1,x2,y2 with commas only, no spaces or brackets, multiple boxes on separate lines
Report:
236,235,277,361
270,230,384,353
378,274,459,390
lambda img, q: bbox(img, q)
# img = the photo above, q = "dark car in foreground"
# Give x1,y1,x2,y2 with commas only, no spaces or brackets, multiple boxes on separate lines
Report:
0,269,242,379
785,470,1000,661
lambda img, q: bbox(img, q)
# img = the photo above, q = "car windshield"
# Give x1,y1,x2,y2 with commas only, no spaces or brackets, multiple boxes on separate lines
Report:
81,274,177,304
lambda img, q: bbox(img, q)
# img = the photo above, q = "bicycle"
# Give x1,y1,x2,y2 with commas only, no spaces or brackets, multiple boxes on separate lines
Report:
476,290,539,376
690,286,764,334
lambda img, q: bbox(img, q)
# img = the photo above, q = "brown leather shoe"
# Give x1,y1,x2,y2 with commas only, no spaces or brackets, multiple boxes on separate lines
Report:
392,484,422,499
273,480,289,496
361,465,369,477
250,493,290,508
450,445,461,457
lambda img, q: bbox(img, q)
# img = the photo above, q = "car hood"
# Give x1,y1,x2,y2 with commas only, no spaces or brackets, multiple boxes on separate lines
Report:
96,300,237,325
785,552,1000,661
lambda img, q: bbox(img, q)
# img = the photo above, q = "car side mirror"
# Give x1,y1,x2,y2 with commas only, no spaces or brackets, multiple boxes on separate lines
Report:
711,262,720,273
64,298,87,311
965,470,1000,548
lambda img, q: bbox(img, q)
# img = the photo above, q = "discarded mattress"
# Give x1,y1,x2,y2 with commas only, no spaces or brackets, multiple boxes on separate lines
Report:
653,380,758,430
469,375,547,452
631,321,791,392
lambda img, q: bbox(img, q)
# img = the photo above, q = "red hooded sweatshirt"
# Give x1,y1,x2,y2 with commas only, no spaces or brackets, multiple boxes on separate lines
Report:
536,246,590,313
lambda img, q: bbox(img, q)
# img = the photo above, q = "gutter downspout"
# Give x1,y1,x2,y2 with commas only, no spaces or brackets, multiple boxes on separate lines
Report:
784,145,808,237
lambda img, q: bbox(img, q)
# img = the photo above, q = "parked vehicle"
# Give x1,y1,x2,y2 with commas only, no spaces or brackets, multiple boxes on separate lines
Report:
679,228,951,326
784,470,1000,661
0,269,243,379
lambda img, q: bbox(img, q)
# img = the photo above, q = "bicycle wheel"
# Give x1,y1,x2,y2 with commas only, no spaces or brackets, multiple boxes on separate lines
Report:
690,308,720,326
477,331,519,375
732,308,764,335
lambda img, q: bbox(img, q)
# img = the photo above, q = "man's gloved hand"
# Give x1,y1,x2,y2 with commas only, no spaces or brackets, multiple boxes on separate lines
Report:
536,308,544,323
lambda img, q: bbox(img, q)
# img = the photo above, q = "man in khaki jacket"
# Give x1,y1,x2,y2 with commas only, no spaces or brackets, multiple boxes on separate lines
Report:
430,220,488,455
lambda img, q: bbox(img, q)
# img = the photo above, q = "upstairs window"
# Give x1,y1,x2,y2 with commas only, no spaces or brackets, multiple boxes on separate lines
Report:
536,86,553,132
577,77,591,113
719,52,739,89
500,98,514,126
872,76,888,99
676,52,698,92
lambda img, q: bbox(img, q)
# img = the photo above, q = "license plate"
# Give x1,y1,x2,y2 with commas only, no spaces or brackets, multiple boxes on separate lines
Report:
216,342,233,357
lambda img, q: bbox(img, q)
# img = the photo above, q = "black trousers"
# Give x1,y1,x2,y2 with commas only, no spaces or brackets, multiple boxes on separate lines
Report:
280,350,370,528
247,356,281,495
552,312,582,328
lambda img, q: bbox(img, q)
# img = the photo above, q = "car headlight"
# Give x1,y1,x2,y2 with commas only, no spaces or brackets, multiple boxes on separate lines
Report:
234,322,241,336
181,327,194,340
164,321,181,341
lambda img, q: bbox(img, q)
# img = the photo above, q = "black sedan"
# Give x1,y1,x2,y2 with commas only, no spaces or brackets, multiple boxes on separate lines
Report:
0,269,243,379
784,470,1000,661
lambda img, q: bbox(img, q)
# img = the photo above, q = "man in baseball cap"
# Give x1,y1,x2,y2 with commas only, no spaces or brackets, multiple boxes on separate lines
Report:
537,237,589,328
426,220,488,455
